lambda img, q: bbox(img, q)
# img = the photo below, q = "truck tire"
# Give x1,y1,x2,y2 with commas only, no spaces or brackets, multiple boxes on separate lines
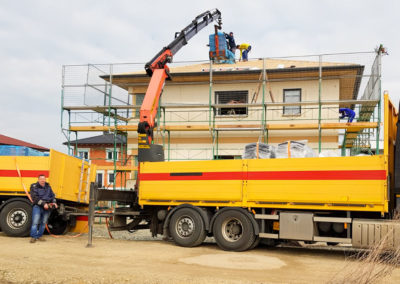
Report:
0,201,32,237
213,209,255,251
47,213,69,235
169,207,206,247
249,236,260,250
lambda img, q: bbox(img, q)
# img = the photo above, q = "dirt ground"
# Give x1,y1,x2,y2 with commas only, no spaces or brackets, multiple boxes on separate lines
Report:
1,225,400,284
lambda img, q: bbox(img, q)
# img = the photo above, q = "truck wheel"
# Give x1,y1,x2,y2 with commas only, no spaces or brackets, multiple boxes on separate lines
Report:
0,201,32,237
249,236,260,250
47,213,69,235
213,209,255,251
169,208,206,247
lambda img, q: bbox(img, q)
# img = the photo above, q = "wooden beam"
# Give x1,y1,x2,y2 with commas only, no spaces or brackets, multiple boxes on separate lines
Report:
70,122,378,132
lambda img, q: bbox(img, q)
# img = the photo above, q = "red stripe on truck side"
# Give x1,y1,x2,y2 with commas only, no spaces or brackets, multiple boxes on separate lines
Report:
76,216,88,221
139,170,386,181
246,170,386,180
0,170,49,178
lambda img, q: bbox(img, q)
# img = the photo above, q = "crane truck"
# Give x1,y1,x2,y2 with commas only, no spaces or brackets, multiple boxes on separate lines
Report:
91,9,400,252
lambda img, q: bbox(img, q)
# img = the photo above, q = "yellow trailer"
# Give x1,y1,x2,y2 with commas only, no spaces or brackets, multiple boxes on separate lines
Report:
0,149,96,237
100,94,400,251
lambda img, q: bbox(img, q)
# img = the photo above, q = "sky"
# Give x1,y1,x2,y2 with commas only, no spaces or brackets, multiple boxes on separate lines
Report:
0,0,398,152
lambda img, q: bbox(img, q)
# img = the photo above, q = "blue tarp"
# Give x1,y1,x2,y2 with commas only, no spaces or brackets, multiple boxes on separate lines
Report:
0,145,49,156
209,32,235,64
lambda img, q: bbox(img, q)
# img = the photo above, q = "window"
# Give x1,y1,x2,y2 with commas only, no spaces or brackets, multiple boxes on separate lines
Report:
108,171,115,184
215,90,248,116
96,171,104,188
283,89,301,115
77,148,89,160
134,93,145,118
106,148,119,161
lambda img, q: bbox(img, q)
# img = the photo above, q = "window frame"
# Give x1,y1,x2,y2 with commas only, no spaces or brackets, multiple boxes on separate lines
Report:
107,170,115,185
96,170,104,188
215,90,249,116
105,148,119,161
77,148,90,160
283,88,302,116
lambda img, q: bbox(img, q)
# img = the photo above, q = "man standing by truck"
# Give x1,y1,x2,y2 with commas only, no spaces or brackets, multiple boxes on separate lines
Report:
29,174,57,243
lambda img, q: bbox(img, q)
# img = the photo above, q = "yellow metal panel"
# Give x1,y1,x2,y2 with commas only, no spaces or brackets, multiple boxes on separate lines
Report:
48,149,95,204
246,156,387,212
140,180,242,201
247,180,385,203
139,159,243,203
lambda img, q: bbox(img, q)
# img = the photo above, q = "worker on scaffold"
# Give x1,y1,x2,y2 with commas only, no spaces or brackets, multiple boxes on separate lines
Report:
339,108,356,122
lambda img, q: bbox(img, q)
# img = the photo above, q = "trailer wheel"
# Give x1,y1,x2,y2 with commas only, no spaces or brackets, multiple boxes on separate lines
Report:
169,208,206,247
213,209,255,251
0,201,32,237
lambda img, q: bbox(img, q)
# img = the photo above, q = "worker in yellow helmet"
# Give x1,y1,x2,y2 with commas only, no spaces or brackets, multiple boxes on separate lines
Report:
236,43,252,62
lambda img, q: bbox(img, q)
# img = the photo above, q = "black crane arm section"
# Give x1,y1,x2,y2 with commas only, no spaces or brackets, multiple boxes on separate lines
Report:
144,9,222,77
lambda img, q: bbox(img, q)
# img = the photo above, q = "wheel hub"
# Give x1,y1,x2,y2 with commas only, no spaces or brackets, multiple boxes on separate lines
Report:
7,209,28,229
176,216,195,237
222,218,243,242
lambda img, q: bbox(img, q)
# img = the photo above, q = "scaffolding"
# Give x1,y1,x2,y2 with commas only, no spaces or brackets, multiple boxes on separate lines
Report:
61,49,384,189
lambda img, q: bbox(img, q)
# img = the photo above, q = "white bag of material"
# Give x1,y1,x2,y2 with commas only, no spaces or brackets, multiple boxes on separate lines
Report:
243,142,276,159
275,140,316,158
318,150,341,157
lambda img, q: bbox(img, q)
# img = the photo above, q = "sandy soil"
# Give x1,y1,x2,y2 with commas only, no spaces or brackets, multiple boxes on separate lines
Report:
1,225,400,284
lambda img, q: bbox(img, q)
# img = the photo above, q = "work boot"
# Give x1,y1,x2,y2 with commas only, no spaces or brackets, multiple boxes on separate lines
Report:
30,238,36,243
37,237,46,242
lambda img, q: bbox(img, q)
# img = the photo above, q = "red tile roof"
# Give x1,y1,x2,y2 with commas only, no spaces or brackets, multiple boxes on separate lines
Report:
0,134,49,152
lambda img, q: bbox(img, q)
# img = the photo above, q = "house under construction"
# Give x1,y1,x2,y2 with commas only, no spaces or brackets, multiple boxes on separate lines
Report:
61,49,383,190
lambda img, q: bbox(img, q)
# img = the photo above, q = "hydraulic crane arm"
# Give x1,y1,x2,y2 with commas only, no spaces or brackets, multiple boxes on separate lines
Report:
138,9,222,150
144,9,222,76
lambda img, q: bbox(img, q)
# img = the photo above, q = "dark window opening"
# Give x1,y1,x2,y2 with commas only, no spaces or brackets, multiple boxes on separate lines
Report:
96,173,103,188
108,173,115,184
215,90,248,115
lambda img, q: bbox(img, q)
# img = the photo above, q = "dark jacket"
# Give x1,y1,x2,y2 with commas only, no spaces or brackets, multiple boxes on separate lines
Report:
224,33,236,49
30,182,56,206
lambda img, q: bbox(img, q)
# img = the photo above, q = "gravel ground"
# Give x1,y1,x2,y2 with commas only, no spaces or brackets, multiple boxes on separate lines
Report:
1,224,400,284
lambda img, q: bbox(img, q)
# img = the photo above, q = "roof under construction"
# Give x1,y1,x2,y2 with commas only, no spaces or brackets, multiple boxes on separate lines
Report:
101,58,364,102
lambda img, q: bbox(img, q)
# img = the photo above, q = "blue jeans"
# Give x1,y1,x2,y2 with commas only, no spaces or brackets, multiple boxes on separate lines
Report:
242,49,249,61
30,205,50,239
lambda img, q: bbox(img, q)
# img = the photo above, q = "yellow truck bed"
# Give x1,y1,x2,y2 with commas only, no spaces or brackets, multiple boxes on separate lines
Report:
139,155,388,213
0,149,96,204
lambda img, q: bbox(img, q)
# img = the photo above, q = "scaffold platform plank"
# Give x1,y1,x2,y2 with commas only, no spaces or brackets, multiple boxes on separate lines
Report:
69,122,378,132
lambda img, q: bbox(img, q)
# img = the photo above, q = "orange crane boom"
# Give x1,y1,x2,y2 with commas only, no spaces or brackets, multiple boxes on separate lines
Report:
137,9,222,162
